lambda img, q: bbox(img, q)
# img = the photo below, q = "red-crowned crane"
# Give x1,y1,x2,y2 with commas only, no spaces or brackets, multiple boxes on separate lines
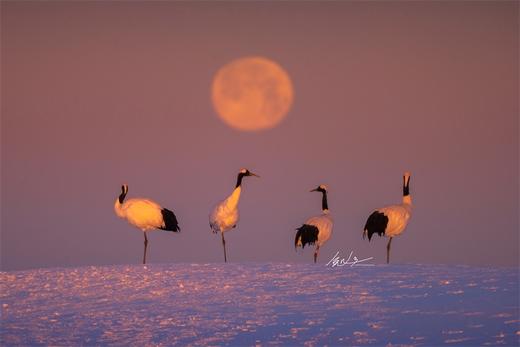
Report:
295,185,334,263
114,184,180,264
363,172,413,264
209,168,259,262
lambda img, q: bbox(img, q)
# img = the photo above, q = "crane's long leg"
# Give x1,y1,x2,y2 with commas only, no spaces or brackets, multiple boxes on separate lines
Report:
314,245,320,264
143,232,148,265
386,237,393,264
221,231,227,263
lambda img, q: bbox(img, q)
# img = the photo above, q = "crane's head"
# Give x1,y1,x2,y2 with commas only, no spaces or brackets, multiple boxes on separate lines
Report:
310,184,328,193
119,184,129,203
239,168,260,178
236,168,259,188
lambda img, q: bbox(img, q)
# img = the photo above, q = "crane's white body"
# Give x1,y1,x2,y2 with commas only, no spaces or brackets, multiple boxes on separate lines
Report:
115,198,166,231
209,186,241,233
304,211,333,247
376,195,412,238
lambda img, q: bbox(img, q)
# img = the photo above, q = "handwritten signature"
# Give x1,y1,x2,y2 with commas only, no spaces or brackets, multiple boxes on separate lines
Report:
326,251,375,267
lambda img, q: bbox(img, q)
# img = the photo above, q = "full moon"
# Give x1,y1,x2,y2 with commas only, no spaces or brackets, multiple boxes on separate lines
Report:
211,57,294,131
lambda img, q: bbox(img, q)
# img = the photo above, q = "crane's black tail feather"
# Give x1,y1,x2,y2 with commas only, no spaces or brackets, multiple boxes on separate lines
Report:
363,211,388,241
295,224,319,249
160,208,180,232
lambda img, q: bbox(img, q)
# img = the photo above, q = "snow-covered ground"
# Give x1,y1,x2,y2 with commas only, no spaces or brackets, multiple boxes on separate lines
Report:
1,263,518,346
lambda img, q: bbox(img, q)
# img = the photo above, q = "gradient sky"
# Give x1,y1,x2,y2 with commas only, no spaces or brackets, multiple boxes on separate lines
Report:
1,1,518,271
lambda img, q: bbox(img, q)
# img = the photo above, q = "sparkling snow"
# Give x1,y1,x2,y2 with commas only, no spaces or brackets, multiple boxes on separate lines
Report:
1,263,518,346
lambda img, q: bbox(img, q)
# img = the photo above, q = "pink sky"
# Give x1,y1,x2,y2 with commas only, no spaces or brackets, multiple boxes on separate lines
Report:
1,1,518,270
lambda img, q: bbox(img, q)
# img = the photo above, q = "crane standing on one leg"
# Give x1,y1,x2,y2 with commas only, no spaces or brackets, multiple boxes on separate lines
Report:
295,185,334,263
114,184,180,264
363,172,413,264
209,168,259,262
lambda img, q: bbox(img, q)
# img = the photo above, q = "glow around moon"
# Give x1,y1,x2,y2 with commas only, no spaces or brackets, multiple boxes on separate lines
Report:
211,57,294,131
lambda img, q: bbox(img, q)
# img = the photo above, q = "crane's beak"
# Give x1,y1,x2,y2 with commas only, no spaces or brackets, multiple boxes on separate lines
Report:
310,188,318,192
249,172,260,178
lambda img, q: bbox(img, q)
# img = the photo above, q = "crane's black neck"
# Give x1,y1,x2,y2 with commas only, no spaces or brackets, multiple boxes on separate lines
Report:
321,190,329,211
403,176,410,197
119,186,127,203
235,172,246,188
